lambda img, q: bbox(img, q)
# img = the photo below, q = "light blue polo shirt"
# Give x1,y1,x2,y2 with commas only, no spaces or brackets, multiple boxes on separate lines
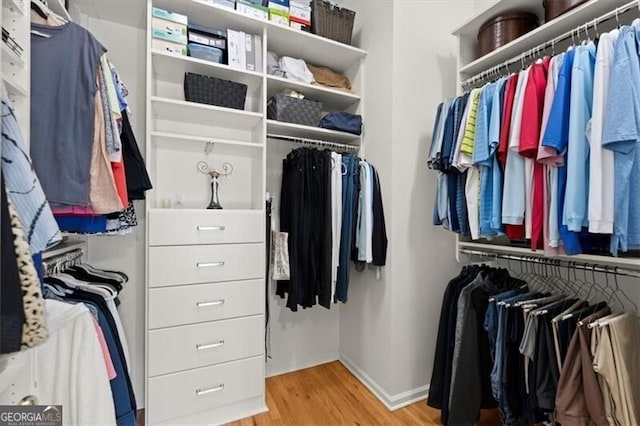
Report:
602,25,640,255
542,47,582,255
564,42,596,232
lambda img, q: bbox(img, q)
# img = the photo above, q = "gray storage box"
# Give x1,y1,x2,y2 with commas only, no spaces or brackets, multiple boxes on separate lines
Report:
188,43,224,63
267,94,322,126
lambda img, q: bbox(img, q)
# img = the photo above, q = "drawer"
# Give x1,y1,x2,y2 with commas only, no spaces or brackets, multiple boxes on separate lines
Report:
149,210,264,246
148,315,263,377
147,356,264,424
149,280,264,329
148,243,264,287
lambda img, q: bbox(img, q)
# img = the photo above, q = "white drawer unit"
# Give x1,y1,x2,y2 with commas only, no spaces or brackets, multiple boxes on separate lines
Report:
148,243,264,287
148,210,264,246
148,315,263,377
147,356,264,424
148,279,264,329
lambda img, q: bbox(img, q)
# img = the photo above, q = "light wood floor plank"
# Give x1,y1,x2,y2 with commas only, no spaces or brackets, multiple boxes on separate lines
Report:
227,361,499,426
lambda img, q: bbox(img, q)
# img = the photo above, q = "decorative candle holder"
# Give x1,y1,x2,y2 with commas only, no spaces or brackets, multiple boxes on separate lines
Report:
197,160,234,210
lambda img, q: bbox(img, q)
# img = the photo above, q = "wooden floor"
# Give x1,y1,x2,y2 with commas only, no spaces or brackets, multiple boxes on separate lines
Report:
228,361,499,426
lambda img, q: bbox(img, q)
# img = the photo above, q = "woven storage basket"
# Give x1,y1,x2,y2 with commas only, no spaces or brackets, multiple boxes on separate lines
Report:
267,94,322,127
184,72,247,110
311,0,355,45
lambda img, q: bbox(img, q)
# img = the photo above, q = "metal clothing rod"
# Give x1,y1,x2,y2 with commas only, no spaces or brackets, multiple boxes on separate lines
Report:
461,0,640,90
267,133,360,152
459,248,640,279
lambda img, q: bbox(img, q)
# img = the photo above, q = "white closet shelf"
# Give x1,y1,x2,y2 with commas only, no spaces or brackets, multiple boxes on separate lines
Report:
2,75,28,97
151,131,264,149
151,97,263,131
152,49,263,87
266,75,360,111
457,241,640,269
153,0,366,72
458,0,628,76
3,0,26,15
2,43,25,68
266,20,366,74
267,120,361,144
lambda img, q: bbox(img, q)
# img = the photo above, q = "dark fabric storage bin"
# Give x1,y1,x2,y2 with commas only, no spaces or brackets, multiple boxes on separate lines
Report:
477,12,538,57
267,94,322,127
311,0,355,45
184,72,247,110
543,0,588,22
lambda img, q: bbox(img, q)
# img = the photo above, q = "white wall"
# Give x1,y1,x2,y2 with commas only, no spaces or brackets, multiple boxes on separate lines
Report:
338,0,479,408
338,0,395,396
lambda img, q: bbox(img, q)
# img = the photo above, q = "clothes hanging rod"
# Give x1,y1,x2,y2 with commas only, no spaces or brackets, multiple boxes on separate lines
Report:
459,248,640,278
266,133,360,151
461,0,640,90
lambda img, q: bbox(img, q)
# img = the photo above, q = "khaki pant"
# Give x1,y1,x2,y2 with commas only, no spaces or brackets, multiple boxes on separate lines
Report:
593,314,640,426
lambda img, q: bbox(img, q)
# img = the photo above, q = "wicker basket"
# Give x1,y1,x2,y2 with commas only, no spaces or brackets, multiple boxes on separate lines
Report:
311,0,355,45
183,72,247,110
267,94,322,127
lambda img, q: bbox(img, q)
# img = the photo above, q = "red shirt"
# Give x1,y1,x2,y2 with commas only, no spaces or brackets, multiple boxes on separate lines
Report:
519,58,550,250
497,73,519,167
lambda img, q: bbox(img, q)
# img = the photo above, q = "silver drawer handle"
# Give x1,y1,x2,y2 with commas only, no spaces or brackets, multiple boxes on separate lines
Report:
196,299,225,308
196,261,225,268
196,384,224,396
197,226,226,231
196,340,225,351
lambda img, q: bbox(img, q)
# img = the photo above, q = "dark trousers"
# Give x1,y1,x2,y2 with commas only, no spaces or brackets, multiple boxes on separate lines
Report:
335,155,359,303
277,149,332,310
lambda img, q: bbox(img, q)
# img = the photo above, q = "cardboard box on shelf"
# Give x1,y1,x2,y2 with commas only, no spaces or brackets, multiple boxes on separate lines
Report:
152,27,188,45
245,32,256,71
152,17,187,42
227,29,247,70
289,1,310,25
188,24,227,50
152,7,188,26
236,0,269,20
290,16,311,32
269,8,290,26
152,39,188,56
200,0,236,9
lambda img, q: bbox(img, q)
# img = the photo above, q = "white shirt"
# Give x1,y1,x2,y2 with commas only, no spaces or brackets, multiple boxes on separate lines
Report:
466,166,481,239
502,68,529,225
0,301,117,425
587,30,618,234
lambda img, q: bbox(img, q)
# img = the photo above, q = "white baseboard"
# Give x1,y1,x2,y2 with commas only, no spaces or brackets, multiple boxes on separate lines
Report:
339,352,429,411
266,352,339,377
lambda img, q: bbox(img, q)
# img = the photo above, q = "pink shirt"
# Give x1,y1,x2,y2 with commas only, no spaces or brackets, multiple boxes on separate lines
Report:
93,319,117,380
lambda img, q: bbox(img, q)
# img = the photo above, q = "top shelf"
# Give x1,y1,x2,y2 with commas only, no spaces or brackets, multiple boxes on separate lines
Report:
152,0,366,73
456,0,628,75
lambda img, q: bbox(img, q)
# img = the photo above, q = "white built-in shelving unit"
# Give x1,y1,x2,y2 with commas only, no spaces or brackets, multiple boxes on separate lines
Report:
143,0,366,424
2,0,29,145
454,0,639,268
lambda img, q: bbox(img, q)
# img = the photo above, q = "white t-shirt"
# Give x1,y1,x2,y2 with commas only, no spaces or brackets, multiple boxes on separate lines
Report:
502,68,530,225
587,30,618,234
0,300,116,425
